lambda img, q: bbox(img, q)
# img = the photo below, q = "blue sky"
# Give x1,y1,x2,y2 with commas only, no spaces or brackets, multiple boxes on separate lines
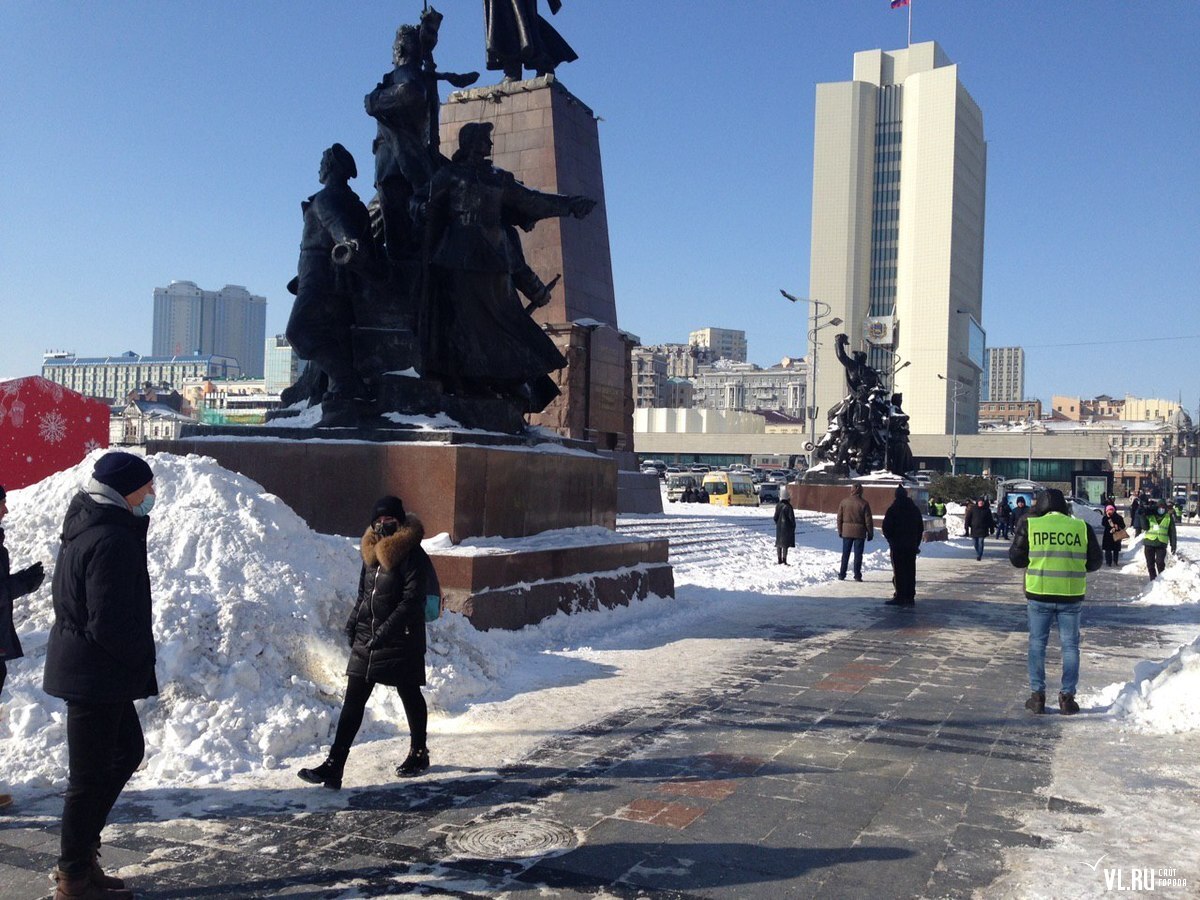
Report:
2,2,1198,409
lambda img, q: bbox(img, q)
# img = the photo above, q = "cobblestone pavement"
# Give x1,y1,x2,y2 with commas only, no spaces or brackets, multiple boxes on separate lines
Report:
0,543,1182,899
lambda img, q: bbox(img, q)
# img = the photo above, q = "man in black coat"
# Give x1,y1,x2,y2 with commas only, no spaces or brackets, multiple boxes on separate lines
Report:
1,484,46,810
882,486,924,606
44,452,157,899
964,497,995,561
773,495,796,565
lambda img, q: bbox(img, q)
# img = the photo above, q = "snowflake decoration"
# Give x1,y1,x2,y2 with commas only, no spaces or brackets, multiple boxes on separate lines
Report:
38,409,68,444
83,438,101,453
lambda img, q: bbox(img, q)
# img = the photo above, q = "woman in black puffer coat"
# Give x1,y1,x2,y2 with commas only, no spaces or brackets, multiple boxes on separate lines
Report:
299,496,430,789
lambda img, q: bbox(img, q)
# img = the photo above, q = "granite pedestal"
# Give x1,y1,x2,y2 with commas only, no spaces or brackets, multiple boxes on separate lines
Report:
790,476,945,542
152,427,673,630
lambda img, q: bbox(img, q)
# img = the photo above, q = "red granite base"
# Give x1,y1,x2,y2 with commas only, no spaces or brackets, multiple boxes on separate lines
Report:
789,479,945,542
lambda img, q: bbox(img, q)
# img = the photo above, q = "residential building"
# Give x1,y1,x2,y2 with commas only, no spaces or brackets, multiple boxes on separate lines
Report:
979,399,1042,427
663,378,694,409
631,347,668,408
1052,394,1123,421
264,335,301,395
647,343,715,379
808,40,987,436
1121,395,1181,423
110,399,194,446
986,346,1024,402
687,328,747,363
42,351,242,403
153,281,268,377
691,361,806,422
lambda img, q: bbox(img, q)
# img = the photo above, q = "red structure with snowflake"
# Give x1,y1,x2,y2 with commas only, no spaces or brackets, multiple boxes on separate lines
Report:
0,376,110,490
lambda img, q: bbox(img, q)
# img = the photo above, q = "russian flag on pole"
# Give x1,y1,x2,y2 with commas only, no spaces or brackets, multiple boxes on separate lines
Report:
891,0,909,8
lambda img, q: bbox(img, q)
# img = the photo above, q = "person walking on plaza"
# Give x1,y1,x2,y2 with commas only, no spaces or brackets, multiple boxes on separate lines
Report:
773,494,796,565
964,497,994,561
1,484,47,811
43,451,158,900
1142,498,1176,580
996,498,1013,540
1010,488,1102,715
882,486,924,606
929,496,947,518
1011,496,1030,533
299,496,432,789
1130,492,1145,536
836,483,873,582
1100,504,1127,567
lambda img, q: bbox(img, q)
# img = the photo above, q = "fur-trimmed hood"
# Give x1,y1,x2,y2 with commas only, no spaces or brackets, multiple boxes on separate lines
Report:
361,513,424,571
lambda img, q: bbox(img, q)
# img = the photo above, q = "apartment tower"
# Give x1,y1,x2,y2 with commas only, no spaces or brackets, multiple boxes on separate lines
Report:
808,41,987,436
153,281,267,378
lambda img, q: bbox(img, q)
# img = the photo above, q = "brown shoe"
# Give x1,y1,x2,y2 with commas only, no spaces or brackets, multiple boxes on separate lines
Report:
0,792,12,809
53,868,115,900
1059,692,1080,715
92,854,130,895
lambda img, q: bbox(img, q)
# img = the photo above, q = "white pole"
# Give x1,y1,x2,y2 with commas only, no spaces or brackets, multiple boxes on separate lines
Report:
908,0,913,47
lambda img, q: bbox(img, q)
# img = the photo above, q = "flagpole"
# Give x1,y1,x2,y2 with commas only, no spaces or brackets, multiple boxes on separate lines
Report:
908,0,913,46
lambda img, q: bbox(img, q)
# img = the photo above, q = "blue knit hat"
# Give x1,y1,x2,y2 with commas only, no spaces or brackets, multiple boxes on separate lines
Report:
93,452,154,497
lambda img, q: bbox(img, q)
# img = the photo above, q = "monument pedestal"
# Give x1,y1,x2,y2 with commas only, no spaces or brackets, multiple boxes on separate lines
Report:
153,427,673,629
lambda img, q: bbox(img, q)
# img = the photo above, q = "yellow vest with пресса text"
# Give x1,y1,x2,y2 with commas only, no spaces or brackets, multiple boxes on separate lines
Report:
1025,512,1089,598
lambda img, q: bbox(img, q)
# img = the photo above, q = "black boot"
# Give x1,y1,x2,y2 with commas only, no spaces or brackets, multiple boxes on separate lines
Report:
1058,692,1080,715
1024,691,1046,714
395,747,430,778
298,750,348,789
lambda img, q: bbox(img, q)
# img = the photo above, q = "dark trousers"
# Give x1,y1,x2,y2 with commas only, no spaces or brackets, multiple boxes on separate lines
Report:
1144,544,1167,579
332,675,427,756
776,545,790,564
839,537,865,578
0,658,6,696
1104,546,1121,566
890,549,918,601
60,701,145,875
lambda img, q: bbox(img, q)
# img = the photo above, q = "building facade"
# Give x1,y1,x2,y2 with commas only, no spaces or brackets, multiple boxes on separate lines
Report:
986,346,1024,402
809,41,987,436
264,335,301,395
152,281,268,378
687,328,747,363
691,362,806,421
43,352,242,402
631,347,668,408
979,399,1042,427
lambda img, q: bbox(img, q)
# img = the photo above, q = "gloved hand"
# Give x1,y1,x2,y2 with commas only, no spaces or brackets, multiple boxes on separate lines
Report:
14,562,45,596
867,533,874,542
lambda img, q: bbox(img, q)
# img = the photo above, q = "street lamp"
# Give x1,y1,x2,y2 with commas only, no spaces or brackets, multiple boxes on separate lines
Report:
780,290,843,465
937,373,970,476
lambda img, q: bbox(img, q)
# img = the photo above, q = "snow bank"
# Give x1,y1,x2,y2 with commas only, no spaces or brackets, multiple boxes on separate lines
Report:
1,451,362,786
1089,636,1200,734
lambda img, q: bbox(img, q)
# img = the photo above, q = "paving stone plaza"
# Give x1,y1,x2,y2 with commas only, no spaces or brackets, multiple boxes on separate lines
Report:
0,545,1190,899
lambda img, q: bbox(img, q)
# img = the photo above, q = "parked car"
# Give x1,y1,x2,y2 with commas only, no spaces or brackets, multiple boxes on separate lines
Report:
757,482,782,505
689,464,711,473
767,471,790,485
702,472,758,507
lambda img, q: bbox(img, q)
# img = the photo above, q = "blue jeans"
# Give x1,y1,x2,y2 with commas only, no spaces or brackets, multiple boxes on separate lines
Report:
839,537,865,578
973,536,986,559
1027,600,1081,694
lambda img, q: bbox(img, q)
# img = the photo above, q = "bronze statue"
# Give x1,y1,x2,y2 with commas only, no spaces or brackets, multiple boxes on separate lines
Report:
813,333,913,477
285,144,377,427
421,121,593,409
484,0,578,83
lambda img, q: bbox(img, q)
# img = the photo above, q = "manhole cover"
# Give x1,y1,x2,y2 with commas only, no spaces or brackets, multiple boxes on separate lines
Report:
446,818,578,860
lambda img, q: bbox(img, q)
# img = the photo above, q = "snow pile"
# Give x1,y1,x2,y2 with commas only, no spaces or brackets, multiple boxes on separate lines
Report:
0,451,363,785
1091,636,1200,734
1130,549,1200,605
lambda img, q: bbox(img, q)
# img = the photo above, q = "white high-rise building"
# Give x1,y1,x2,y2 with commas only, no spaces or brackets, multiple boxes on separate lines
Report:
688,328,747,363
808,41,987,436
153,281,267,378
986,346,1024,402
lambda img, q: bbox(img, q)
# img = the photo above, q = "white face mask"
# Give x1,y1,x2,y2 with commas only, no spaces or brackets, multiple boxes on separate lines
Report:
132,494,156,518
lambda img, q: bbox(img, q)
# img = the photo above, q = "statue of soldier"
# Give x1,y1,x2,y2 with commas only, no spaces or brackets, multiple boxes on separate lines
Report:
285,144,376,427
421,121,593,410
484,0,578,83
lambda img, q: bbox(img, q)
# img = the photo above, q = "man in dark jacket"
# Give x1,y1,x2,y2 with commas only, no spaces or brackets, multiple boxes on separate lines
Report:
1010,496,1029,532
882,486,924,606
1,484,46,810
1010,488,1102,716
773,495,796,565
44,451,157,900
964,497,995,561
836,483,873,581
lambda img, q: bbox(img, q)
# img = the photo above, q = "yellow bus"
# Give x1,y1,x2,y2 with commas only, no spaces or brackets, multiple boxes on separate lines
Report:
702,472,758,506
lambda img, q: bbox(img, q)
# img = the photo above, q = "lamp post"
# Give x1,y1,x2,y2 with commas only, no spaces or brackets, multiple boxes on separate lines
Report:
1027,411,1035,480
937,373,970,476
780,290,842,466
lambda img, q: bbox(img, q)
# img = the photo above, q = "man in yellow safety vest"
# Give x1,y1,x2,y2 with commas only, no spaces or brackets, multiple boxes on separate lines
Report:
1009,488,1102,715
1142,498,1177,580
